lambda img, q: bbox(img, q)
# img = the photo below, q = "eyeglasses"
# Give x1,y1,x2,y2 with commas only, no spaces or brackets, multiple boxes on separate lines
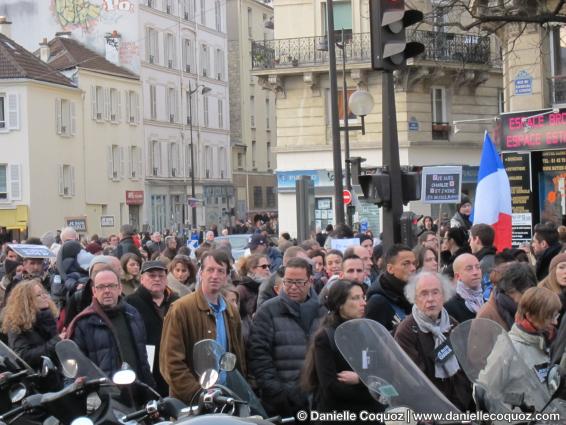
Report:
256,264,270,270
94,283,120,291
283,279,309,287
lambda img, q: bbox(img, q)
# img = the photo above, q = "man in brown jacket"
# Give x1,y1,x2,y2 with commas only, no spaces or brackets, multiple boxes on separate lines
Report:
159,250,245,403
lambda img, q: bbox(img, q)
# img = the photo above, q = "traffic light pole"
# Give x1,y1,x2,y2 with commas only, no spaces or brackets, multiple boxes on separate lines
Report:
382,71,403,247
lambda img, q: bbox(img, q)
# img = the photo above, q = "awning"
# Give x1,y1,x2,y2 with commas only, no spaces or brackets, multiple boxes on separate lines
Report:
0,205,28,230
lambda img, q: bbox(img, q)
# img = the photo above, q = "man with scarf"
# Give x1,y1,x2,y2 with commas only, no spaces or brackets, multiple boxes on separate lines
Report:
366,244,416,332
395,271,474,411
67,267,155,388
445,254,484,323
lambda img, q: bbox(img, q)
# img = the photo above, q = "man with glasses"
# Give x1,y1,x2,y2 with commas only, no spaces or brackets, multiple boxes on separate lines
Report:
126,261,178,396
160,250,245,404
68,267,155,387
248,257,325,417
444,253,484,323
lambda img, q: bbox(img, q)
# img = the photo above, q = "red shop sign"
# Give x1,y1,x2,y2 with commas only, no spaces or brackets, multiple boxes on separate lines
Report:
126,190,144,205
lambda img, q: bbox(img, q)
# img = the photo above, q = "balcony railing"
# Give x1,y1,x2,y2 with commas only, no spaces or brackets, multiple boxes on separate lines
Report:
251,31,492,70
550,76,566,105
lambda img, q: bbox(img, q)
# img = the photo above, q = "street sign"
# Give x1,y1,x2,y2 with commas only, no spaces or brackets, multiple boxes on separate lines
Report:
100,215,115,227
343,190,352,205
421,166,462,204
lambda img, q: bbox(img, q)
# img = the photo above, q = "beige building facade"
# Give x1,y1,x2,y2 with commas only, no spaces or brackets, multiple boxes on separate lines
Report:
252,0,503,236
227,0,278,219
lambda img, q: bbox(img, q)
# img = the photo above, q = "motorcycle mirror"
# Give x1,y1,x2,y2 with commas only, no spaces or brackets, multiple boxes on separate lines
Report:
548,365,561,395
40,356,55,378
70,417,94,425
8,383,26,403
61,358,78,379
199,368,219,389
112,363,136,385
383,407,416,425
219,353,236,372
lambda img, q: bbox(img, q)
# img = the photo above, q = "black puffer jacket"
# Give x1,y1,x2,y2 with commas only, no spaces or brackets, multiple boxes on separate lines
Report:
365,272,412,332
536,243,562,281
248,288,325,416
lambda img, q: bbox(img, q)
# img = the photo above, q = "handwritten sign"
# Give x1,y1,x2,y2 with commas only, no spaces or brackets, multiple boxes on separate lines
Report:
65,217,87,233
421,166,462,204
8,244,54,259
330,238,360,253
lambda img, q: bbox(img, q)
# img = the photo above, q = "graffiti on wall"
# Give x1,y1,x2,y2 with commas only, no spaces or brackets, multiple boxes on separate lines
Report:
53,0,102,31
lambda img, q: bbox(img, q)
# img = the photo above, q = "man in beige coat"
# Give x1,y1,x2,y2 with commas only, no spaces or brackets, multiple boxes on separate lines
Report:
160,250,245,403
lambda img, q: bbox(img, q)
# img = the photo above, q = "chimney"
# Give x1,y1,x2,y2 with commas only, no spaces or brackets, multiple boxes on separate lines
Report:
104,30,121,65
39,37,50,62
0,16,12,39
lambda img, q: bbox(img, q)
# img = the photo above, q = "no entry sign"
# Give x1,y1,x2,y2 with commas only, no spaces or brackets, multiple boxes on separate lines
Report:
343,190,352,205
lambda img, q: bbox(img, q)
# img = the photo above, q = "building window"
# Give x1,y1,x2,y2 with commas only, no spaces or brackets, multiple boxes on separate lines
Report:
253,186,263,208
217,98,223,129
186,90,197,125
215,0,222,31
200,0,206,25
185,143,194,177
109,89,120,122
250,96,255,127
146,27,159,64
203,95,209,127
126,90,140,124
432,6,448,33
431,87,449,140
182,39,194,73
247,7,252,37
183,0,195,20
267,142,272,169
0,164,6,199
215,48,224,80
55,98,76,136
237,153,243,170
167,87,177,123
58,164,75,197
169,142,180,177
149,85,157,120
129,146,142,179
204,145,212,178
498,88,505,114
165,0,174,14
93,86,104,120
265,98,270,129
200,43,209,77
0,164,21,201
107,145,124,180
165,33,176,69
252,140,256,168
321,1,352,41
219,146,226,178
0,96,4,129
0,93,18,130
266,187,276,208
151,140,161,176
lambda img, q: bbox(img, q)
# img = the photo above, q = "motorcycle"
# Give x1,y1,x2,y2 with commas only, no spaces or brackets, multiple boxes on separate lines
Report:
450,318,566,424
334,318,464,423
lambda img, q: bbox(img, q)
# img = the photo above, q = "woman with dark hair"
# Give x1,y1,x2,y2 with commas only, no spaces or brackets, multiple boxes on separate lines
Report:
414,245,438,273
369,245,383,283
2,280,64,391
161,236,179,261
167,255,196,297
301,280,379,420
441,227,471,278
420,216,437,233
120,253,141,296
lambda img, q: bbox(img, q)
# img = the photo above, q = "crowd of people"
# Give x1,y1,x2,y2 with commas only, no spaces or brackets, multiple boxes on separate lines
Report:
1,196,566,421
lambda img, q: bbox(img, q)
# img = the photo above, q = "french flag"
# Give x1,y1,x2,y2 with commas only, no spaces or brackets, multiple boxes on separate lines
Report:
473,131,512,251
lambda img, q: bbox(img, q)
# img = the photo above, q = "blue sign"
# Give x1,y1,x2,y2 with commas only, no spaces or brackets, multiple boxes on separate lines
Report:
408,116,419,132
276,170,337,191
514,70,532,96
360,219,369,233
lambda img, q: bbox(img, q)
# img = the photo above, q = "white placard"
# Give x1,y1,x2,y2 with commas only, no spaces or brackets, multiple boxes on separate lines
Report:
331,238,360,253
146,345,156,372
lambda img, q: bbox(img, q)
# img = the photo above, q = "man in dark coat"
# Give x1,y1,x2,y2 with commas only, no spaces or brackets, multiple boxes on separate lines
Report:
126,261,178,396
68,267,155,387
366,244,416,331
532,222,562,281
248,257,325,417
445,254,483,323
114,224,142,259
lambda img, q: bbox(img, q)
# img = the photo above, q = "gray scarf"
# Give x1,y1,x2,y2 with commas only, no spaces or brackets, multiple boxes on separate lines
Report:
412,305,460,379
456,280,484,313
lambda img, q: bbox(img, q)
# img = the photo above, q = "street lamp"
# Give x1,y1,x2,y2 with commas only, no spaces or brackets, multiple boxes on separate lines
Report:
349,90,374,135
187,82,211,230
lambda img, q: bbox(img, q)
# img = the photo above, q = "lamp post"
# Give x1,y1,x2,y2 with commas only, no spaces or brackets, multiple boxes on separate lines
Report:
188,82,211,230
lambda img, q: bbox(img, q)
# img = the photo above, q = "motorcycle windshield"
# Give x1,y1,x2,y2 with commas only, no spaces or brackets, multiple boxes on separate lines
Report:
55,339,107,380
335,319,460,415
193,339,267,418
450,318,552,415
0,339,33,373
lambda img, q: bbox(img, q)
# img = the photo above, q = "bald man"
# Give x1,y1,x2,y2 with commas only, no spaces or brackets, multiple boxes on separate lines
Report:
444,253,484,323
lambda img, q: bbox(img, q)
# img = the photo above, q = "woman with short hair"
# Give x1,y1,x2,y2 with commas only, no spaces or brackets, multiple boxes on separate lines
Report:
120,253,142,296
167,255,196,297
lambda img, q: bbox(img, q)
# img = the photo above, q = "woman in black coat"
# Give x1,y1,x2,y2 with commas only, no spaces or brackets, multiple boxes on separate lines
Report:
301,280,382,423
2,280,64,391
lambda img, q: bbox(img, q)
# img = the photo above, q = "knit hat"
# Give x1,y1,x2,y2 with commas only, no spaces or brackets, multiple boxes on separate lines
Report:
457,194,472,211
549,253,566,272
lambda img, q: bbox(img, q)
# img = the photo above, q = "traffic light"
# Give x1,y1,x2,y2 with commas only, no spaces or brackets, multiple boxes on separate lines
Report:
349,157,366,185
369,0,424,71
401,171,421,205
400,211,419,247
359,173,391,207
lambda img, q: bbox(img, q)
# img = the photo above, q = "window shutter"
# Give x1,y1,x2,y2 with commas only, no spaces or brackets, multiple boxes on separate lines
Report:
91,86,97,120
7,94,19,130
145,27,151,61
107,146,113,179
58,165,64,196
55,98,62,135
9,164,21,200
125,90,131,123
120,146,126,179
104,88,111,120
164,35,170,66
136,146,143,178
70,102,76,135
116,91,122,122
70,166,75,196
135,93,140,124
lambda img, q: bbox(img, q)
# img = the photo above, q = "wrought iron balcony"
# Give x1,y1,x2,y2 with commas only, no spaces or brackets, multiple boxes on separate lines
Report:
550,75,566,105
251,31,493,70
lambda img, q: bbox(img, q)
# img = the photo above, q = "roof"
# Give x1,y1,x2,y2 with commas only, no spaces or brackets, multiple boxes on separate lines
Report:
0,33,74,87
46,37,138,80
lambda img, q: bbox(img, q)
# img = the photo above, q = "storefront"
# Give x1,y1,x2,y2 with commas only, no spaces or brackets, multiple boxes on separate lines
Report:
498,108,566,245
0,205,28,242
